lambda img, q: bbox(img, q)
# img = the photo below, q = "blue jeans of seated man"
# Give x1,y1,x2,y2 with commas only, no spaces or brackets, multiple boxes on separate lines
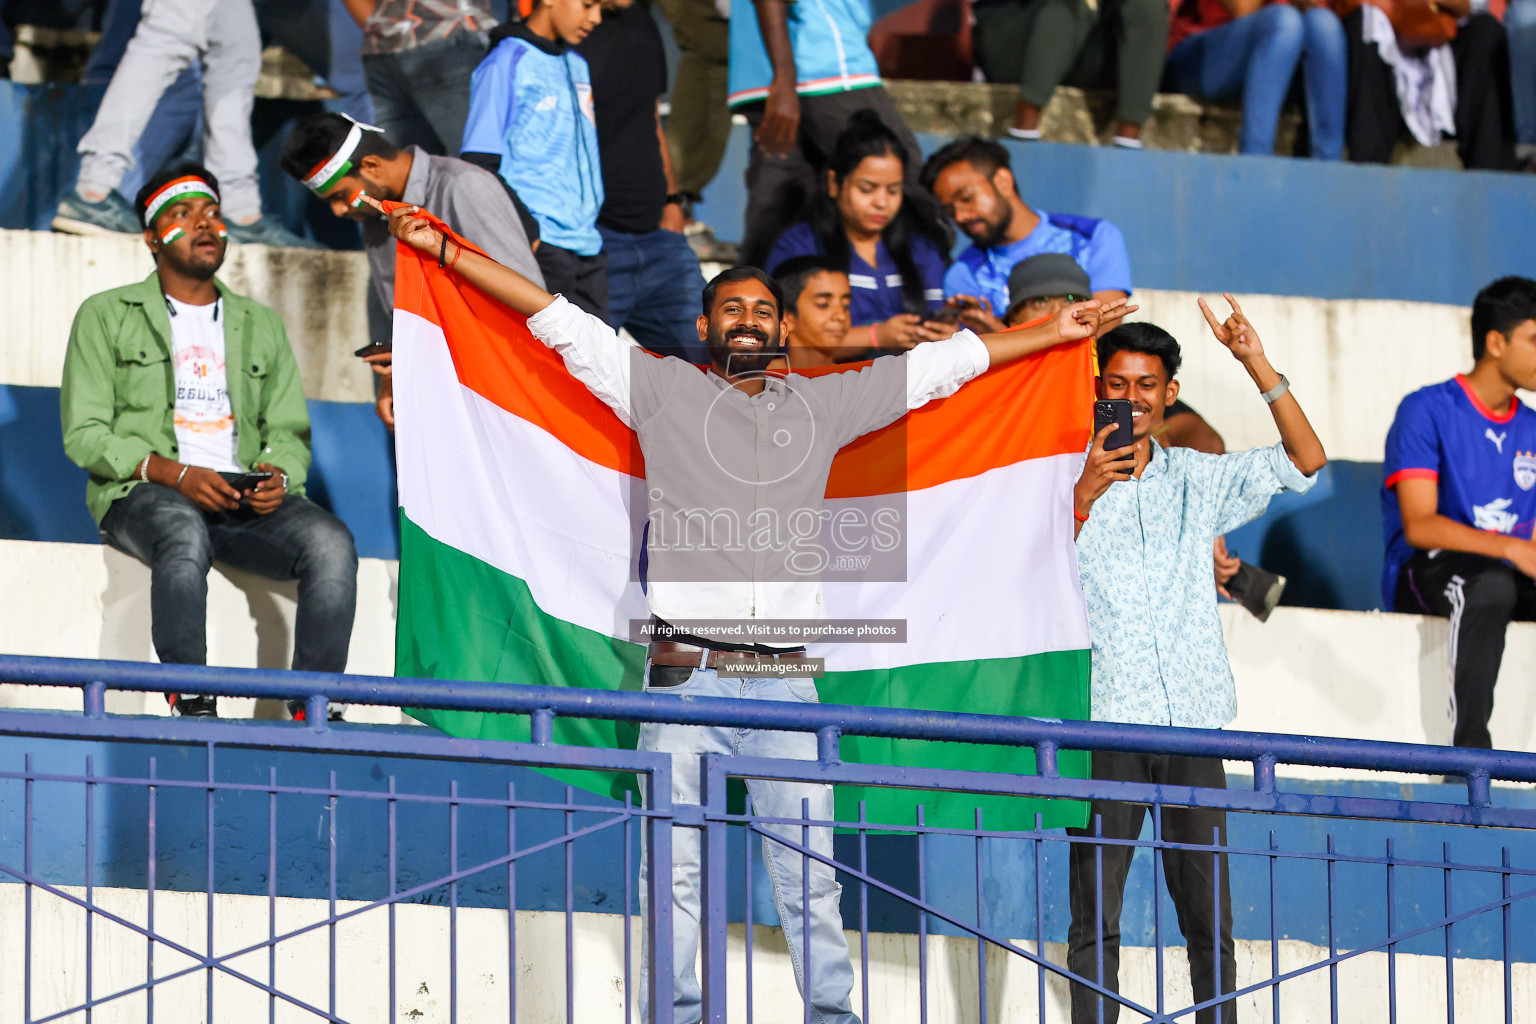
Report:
99,483,358,672
1166,3,1346,159
638,666,858,1024
599,225,709,364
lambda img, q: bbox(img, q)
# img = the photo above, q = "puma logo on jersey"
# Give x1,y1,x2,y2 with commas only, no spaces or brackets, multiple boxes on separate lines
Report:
1486,428,1507,452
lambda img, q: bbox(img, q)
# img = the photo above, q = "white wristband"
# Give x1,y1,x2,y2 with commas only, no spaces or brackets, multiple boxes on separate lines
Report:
1261,374,1290,405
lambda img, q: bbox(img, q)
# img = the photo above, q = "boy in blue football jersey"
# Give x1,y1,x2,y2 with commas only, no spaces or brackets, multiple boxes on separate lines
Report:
1384,276,1536,749
461,0,608,319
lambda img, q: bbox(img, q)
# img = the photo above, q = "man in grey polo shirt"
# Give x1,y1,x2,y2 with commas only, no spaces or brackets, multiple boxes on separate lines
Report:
280,112,543,426
371,195,1132,1024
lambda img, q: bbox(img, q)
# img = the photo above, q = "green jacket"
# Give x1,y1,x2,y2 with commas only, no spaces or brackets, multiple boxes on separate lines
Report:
61,273,311,525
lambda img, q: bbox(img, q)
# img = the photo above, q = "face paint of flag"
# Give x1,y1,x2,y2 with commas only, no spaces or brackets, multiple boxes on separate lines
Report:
161,226,186,245
349,188,368,209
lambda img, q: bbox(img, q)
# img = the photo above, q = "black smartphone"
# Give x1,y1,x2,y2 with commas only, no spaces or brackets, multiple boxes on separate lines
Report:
1093,399,1135,451
218,470,274,494
928,304,963,325
354,340,392,358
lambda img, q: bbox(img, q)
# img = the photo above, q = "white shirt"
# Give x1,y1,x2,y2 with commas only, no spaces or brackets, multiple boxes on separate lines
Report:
526,296,991,636
168,296,241,473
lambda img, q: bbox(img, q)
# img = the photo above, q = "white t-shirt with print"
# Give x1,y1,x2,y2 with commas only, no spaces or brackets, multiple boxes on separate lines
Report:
167,296,241,473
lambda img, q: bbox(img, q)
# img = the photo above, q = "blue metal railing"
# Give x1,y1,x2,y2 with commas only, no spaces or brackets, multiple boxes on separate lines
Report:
0,652,1533,1024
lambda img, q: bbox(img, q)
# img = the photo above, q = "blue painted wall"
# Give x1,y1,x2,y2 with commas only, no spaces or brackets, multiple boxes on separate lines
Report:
697,127,1536,308
0,385,400,560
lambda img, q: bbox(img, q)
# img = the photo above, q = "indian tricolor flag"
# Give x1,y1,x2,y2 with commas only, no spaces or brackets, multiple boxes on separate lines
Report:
391,222,1092,830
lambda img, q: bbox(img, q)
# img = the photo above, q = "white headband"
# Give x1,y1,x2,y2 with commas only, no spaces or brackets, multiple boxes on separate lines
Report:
143,175,220,226
302,115,385,194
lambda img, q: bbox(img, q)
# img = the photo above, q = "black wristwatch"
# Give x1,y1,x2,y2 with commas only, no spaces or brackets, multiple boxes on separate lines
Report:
665,192,691,218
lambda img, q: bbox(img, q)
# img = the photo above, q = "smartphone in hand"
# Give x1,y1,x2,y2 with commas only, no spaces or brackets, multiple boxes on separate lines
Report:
217,470,274,496
354,340,392,358
1093,399,1135,451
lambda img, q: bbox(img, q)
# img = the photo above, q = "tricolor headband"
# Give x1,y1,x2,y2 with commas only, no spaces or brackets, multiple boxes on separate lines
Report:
302,115,386,194
144,175,219,226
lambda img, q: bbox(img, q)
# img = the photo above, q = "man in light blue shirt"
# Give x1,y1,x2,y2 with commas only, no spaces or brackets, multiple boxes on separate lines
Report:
1066,298,1327,1024
921,136,1131,332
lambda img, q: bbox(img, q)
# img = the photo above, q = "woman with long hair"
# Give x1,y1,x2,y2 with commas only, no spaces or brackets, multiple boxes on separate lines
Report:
764,109,953,356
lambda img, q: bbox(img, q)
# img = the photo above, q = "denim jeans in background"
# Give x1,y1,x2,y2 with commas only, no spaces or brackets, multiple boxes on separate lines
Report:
637,666,859,1024
1166,3,1346,158
99,484,359,672
364,30,488,156
1508,0,1536,160
600,225,709,363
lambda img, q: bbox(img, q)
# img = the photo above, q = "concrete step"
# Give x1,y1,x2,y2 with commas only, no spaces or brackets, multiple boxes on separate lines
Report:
3,884,1529,1023
8,29,338,101
886,80,1463,168
0,538,1532,757
0,540,403,725
0,229,374,405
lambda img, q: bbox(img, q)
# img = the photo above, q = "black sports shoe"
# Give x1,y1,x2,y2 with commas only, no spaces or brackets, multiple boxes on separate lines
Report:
287,699,346,722
1224,562,1287,622
168,693,218,717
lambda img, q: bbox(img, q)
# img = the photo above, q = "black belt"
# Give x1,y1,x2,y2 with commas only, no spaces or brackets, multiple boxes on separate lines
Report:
647,640,806,669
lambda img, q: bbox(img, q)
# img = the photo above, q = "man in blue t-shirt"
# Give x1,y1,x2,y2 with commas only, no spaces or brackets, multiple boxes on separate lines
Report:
920,136,1131,333
1383,276,1536,749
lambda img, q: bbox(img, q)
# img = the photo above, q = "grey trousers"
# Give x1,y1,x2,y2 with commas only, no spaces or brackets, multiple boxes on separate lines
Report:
77,0,263,219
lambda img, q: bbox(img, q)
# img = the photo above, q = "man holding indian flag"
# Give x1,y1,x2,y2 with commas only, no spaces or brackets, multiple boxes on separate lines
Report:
370,195,1133,1024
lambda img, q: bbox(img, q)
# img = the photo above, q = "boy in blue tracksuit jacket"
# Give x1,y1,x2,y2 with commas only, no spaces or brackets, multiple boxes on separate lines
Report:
462,0,608,318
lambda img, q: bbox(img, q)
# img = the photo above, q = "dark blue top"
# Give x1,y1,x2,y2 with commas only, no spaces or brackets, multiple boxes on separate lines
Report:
1381,375,1536,607
765,221,947,325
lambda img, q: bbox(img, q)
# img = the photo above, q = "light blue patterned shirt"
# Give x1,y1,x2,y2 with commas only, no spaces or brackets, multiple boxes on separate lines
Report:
1075,441,1316,728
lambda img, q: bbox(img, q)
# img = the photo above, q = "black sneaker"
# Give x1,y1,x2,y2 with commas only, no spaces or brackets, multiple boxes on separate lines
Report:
1224,562,1286,622
168,693,218,718
287,699,347,722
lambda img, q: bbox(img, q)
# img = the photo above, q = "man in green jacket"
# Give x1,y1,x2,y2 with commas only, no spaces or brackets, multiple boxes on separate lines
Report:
61,162,358,718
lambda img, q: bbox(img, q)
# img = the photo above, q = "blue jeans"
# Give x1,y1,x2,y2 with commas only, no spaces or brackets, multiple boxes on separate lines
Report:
1509,0,1536,158
99,484,358,672
363,30,488,156
600,225,709,363
1166,3,1346,158
637,666,858,1024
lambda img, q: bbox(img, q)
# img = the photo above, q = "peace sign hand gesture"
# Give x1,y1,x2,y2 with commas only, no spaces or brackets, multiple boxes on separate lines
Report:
1198,292,1264,365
